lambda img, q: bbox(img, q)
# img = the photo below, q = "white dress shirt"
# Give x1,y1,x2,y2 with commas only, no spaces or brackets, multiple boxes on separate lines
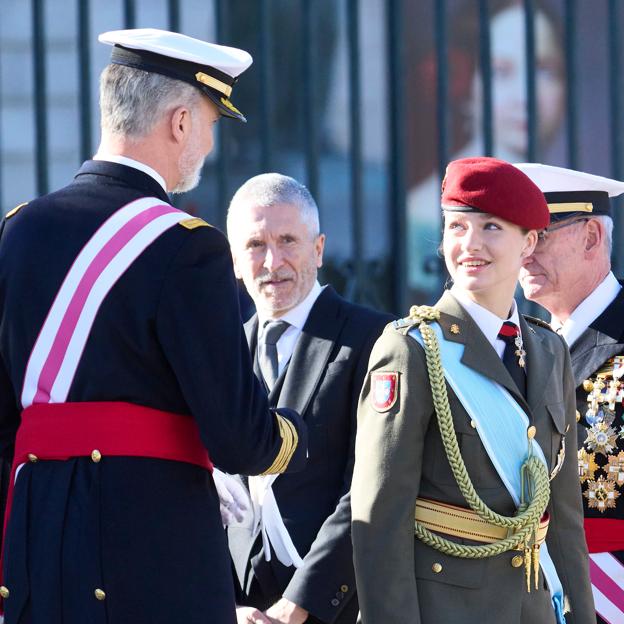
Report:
551,271,622,347
93,153,168,193
451,287,522,359
258,280,324,376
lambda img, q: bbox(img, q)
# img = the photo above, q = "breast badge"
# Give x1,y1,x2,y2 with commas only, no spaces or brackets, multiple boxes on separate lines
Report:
584,476,620,512
579,356,624,512
606,451,624,485
370,372,399,412
578,449,598,483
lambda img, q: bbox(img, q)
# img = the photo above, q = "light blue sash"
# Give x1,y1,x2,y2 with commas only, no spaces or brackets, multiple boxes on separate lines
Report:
410,322,566,624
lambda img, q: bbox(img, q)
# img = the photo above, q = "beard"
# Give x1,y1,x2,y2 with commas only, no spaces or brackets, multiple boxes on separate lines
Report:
171,134,204,194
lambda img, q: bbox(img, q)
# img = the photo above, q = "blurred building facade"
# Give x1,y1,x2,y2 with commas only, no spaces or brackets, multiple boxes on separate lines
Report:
1,0,623,314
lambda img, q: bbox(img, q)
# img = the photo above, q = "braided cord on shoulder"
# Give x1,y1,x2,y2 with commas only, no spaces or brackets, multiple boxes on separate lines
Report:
410,306,551,559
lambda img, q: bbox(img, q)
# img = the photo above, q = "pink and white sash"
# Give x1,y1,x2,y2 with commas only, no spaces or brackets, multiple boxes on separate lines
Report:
590,552,624,624
21,197,193,408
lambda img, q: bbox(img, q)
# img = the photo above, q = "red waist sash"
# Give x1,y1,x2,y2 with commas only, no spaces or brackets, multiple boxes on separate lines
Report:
0,401,213,602
584,518,624,553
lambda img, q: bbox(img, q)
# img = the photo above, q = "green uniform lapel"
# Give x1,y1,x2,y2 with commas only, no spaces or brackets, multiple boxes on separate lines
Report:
434,291,530,414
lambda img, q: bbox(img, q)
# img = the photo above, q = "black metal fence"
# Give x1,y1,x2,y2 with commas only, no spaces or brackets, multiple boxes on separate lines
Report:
1,0,623,314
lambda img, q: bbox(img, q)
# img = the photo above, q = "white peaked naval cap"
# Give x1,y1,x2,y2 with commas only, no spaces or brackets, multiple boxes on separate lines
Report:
99,28,253,122
514,163,624,221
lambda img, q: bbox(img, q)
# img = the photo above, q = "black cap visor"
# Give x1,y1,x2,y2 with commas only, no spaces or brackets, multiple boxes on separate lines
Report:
110,45,246,122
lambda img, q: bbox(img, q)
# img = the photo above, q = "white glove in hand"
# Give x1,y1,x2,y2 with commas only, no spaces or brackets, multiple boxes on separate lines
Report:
213,468,249,525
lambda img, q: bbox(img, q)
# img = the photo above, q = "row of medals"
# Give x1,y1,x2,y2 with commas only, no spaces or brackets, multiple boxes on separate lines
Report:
578,356,624,512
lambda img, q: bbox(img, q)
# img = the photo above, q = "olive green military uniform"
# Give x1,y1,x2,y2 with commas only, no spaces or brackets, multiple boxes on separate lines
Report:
351,291,594,624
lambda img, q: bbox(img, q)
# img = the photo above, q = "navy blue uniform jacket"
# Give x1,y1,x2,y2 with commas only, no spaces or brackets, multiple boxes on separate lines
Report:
0,161,306,624
228,288,391,623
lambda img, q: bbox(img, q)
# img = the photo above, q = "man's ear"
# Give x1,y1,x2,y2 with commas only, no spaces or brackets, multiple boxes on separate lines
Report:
171,106,192,144
315,233,326,268
584,219,603,255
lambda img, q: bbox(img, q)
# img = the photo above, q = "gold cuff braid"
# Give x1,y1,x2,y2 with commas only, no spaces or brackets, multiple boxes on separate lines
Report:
260,413,298,475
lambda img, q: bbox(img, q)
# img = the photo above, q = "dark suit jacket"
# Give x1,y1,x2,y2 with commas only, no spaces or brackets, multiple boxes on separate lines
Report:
228,286,391,623
571,284,624,523
352,291,594,624
0,161,305,624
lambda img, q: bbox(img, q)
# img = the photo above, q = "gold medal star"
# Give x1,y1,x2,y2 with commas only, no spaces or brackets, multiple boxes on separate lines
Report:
578,448,599,484
584,476,620,512
605,451,624,485
585,422,618,455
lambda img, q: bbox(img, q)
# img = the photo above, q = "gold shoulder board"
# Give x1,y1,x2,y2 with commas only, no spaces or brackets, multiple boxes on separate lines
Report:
393,316,416,330
179,217,211,230
5,202,28,219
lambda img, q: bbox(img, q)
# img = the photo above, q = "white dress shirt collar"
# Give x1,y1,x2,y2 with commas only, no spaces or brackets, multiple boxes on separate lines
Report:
258,280,323,330
93,153,168,194
554,271,622,347
451,287,521,358
258,281,324,375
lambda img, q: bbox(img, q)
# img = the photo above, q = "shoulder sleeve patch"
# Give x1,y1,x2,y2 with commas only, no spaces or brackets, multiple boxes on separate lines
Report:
524,314,554,332
5,202,28,219
179,217,211,230
370,371,399,412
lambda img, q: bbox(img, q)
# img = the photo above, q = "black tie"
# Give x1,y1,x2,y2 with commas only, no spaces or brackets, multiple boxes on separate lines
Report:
497,321,527,398
258,320,290,389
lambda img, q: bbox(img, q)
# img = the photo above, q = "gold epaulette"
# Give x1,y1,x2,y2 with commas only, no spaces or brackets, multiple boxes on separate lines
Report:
179,217,211,230
5,202,28,219
524,315,554,332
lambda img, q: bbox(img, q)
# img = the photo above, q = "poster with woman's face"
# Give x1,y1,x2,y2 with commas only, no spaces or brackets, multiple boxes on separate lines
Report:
406,0,569,301
405,0,619,303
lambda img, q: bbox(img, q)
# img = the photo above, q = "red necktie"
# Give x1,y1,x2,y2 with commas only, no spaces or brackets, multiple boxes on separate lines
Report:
497,321,526,397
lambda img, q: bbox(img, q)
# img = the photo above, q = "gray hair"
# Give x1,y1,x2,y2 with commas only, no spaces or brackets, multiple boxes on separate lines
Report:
596,215,614,255
100,64,202,138
227,173,321,241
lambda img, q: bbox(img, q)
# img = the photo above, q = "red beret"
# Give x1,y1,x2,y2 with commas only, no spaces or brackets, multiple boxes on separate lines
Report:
441,157,550,230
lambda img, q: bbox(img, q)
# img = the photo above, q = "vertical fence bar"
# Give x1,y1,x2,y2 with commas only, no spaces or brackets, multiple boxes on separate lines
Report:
608,0,623,273
433,0,449,296
478,0,493,156
434,0,449,181
301,0,318,199
168,0,180,32
564,0,577,168
0,45,4,209
387,0,406,313
347,0,363,299
78,0,92,163
215,0,230,230
124,0,136,29
32,0,49,195
259,0,273,172
523,0,537,161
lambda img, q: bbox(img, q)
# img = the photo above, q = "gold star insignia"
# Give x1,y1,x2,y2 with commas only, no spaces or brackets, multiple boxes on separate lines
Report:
605,451,624,485
585,422,618,455
584,476,620,512
450,324,460,335
578,449,599,484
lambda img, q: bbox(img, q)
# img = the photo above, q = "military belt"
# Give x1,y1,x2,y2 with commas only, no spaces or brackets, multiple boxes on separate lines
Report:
415,497,549,547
